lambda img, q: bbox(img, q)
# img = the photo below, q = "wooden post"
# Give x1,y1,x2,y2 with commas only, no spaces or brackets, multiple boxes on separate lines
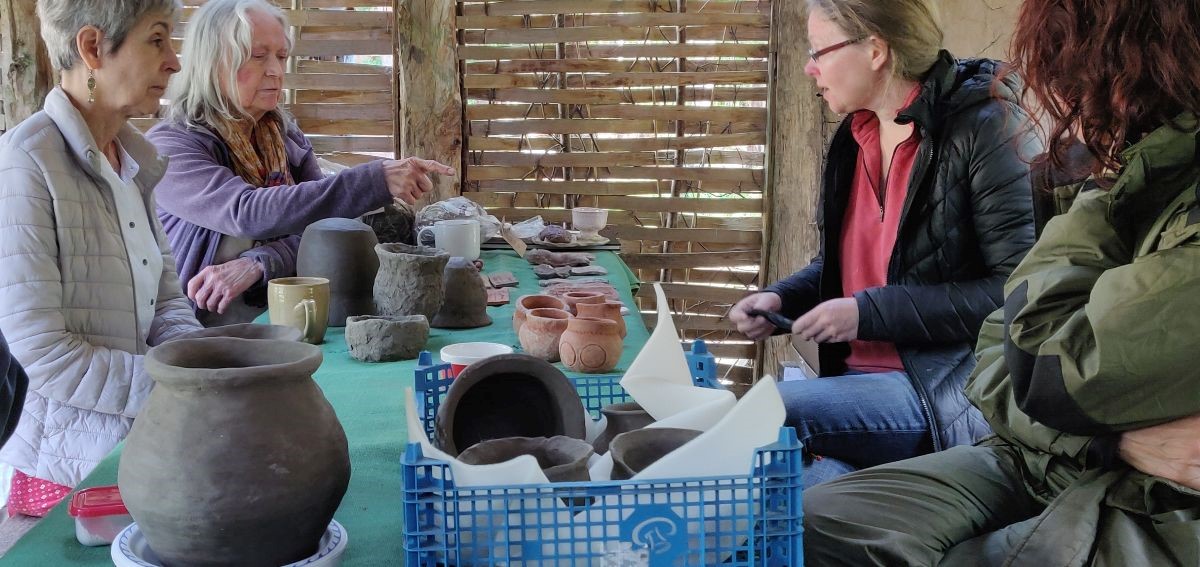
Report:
0,0,53,132
759,0,828,378
395,0,463,205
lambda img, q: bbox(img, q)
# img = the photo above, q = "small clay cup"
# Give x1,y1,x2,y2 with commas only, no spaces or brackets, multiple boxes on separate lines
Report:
562,291,606,315
609,427,702,480
575,301,626,339
592,401,655,455
457,436,594,483
559,317,622,374
514,294,568,335
519,308,572,362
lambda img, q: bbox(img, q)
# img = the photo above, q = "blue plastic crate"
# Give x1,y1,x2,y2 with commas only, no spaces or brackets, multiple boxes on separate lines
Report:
403,341,803,566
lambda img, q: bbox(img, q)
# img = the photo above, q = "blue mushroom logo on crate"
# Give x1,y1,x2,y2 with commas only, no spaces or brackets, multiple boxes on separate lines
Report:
624,506,685,562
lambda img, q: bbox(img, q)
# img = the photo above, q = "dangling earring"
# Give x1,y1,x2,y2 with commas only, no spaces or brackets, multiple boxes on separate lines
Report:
87,69,96,104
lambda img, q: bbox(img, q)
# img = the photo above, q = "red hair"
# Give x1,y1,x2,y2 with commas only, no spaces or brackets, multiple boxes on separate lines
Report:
1009,0,1200,173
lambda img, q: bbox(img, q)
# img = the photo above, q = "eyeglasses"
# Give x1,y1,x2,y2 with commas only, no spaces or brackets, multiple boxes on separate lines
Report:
808,36,866,62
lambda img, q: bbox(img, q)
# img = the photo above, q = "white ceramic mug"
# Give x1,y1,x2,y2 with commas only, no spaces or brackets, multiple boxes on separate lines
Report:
417,219,481,260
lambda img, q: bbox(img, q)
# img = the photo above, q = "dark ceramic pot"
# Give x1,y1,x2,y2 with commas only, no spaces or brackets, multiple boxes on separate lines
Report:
344,314,429,362
457,436,593,483
592,401,655,455
609,427,702,480
373,243,449,320
296,218,380,327
178,323,302,342
118,337,350,567
435,353,587,456
431,257,492,329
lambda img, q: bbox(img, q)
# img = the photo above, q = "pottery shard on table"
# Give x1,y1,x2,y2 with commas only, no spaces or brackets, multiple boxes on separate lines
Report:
525,249,594,267
538,276,609,287
534,265,573,280
488,272,519,288
486,288,511,306
570,265,608,276
345,315,430,362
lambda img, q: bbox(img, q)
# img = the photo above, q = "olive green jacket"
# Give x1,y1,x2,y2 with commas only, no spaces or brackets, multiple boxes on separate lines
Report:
965,115,1200,565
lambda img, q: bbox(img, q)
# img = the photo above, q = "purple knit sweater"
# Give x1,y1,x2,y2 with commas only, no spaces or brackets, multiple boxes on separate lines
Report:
148,121,390,311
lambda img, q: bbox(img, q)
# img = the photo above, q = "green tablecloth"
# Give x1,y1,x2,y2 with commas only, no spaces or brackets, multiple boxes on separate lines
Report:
4,250,648,566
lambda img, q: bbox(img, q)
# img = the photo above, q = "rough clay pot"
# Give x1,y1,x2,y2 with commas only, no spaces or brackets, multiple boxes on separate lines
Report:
575,301,626,339
118,337,350,567
345,314,429,362
609,427,702,481
518,308,572,362
561,291,606,315
592,402,655,455
435,353,587,456
559,317,623,374
373,243,449,320
513,294,568,335
457,435,593,483
296,218,380,327
178,323,302,342
431,257,492,329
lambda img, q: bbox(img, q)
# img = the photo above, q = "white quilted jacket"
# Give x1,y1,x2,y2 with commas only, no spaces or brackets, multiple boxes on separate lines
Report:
0,88,200,487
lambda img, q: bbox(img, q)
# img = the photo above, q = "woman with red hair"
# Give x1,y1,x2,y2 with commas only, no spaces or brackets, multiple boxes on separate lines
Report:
802,1,1200,564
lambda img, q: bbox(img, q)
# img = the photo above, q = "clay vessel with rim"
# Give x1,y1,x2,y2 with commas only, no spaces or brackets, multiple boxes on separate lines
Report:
296,218,380,327
592,401,655,455
373,243,449,320
431,257,492,329
609,427,702,480
435,353,587,456
118,337,350,566
561,291,605,315
518,308,572,362
178,323,302,342
575,301,626,339
513,294,568,335
457,435,593,483
558,316,622,374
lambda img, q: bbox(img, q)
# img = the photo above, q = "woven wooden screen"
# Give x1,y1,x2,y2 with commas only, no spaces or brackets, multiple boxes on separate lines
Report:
135,0,396,167
458,0,771,381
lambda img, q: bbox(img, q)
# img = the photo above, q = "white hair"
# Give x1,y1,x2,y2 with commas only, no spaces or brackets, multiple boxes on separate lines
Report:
166,0,293,127
37,0,182,71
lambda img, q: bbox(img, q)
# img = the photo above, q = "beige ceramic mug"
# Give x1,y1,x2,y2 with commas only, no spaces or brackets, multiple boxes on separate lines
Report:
267,277,330,344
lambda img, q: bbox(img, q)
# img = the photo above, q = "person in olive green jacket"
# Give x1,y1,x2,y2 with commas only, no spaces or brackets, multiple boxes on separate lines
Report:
801,1,1200,565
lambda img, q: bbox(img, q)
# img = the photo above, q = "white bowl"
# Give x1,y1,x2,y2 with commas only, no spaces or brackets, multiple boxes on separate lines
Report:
111,519,347,567
571,207,608,239
440,342,514,367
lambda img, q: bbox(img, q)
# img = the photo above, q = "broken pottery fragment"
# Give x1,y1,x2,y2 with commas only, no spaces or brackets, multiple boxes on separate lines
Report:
525,249,593,267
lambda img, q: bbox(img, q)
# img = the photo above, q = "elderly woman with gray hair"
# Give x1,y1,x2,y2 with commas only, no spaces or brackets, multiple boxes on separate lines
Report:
0,0,201,516
150,0,454,326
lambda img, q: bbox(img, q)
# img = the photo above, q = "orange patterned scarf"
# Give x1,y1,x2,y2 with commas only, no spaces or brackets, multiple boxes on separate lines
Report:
211,111,295,188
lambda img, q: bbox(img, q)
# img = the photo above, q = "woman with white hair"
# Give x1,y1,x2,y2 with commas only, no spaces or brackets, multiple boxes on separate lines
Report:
0,0,201,516
150,0,454,326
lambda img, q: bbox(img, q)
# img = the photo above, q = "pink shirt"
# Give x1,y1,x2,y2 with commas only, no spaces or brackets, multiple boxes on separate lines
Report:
839,87,922,373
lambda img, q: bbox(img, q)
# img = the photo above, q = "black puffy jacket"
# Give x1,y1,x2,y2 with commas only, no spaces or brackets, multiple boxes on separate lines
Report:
0,328,28,448
765,52,1041,450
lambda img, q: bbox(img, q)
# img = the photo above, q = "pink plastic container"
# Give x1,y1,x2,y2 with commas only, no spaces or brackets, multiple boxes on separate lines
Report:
68,486,134,546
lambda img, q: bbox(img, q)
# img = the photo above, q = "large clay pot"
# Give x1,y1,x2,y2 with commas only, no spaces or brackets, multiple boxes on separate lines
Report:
296,218,379,327
431,257,492,329
559,317,623,374
373,243,449,320
562,291,605,315
458,436,593,483
513,294,568,335
118,337,350,567
575,301,626,338
518,308,571,362
435,353,587,456
178,323,302,342
609,428,702,480
592,401,655,454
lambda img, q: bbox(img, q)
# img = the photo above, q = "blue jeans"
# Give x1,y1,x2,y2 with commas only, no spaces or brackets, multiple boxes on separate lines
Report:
778,371,932,489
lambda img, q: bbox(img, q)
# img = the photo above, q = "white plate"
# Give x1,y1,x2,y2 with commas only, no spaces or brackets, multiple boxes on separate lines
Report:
111,519,347,567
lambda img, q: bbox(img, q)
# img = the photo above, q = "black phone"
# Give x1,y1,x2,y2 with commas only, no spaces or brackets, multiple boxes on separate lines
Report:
746,308,794,332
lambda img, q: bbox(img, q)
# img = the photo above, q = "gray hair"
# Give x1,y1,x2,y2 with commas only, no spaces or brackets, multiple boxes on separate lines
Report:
166,0,293,127
37,0,182,71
